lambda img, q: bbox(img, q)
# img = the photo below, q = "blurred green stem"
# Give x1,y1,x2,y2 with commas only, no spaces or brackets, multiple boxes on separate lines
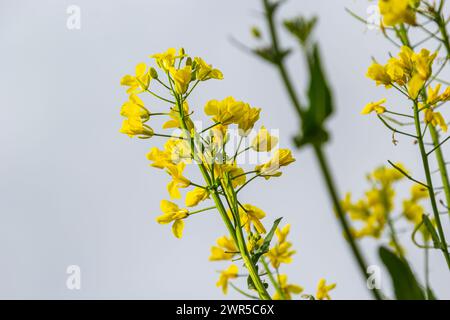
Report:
261,0,382,300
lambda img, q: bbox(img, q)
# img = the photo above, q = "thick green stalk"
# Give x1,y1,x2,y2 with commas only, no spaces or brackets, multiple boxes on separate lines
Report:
429,126,450,222
413,102,450,268
262,0,382,300
433,12,450,222
174,90,270,300
314,145,383,300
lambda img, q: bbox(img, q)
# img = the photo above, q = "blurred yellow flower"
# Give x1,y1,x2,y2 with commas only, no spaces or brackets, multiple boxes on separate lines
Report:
316,278,336,300
274,274,303,300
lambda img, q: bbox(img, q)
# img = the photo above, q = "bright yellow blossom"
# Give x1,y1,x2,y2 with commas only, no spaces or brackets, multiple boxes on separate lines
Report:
276,224,291,244
216,264,238,294
169,65,192,94
120,94,149,120
150,48,177,71
214,162,246,188
120,62,151,94
378,0,417,26
120,117,153,138
361,98,387,115
274,274,303,300
185,187,209,207
156,200,189,238
162,102,193,130
209,236,238,261
204,97,247,125
316,278,336,300
424,109,448,132
266,241,296,268
411,184,428,201
366,62,391,87
251,126,279,151
255,149,296,179
238,103,261,136
194,57,223,81
166,162,191,199
427,84,442,105
240,204,267,234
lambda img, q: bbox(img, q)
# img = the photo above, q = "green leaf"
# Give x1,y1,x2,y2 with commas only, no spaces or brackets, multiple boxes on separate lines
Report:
283,16,318,46
294,44,333,148
379,246,426,300
422,214,441,249
252,217,282,264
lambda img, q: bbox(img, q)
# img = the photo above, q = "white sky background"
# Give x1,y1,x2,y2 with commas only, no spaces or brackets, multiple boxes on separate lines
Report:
1,0,450,299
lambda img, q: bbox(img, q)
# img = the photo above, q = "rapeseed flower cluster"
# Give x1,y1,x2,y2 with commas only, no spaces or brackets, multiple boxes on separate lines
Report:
378,0,420,26
119,47,334,300
342,164,406,239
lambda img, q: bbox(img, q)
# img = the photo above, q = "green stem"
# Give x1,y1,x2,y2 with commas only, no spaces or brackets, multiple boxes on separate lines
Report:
429,126,450,222
313,145,383,300
172,77,270,300
261,258,285,300
261,0,382,300
413,101,450,268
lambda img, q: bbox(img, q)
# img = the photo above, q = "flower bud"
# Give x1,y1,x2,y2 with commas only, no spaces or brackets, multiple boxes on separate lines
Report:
150,67,158,79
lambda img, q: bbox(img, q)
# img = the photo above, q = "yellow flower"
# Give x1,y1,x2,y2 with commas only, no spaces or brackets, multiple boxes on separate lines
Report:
169,65,192,94
214,162,246,188
372,163,406,185
274,274,303,300
210,124,228,148
185,187,209,207
164,138,191,164
209,236,238,261
163,102,192,129
361,98,387,115
238,103,261,136
439,87,450,101
120,117,153,138
120,62,150,94
366,62,391,87
216,264,238,294
120,94,149,120
411,184,428,201
166,162,191,199
147,147,172,169
150,48,177,71
266,241,296,268
240,204,267,234
424,109,448,132
194,57,223,81
204,97,252,126
386,57,408,86
427,84,442,105
156,200,189,238
378,0,417,26
251,126,279,151
413,49,437,81
316,278,336,300
275,224,291,244
407,74,425,99
402,199,424,225
255,149,296,179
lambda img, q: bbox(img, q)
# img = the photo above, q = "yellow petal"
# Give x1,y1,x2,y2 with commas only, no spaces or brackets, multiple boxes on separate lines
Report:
172,219,184,238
